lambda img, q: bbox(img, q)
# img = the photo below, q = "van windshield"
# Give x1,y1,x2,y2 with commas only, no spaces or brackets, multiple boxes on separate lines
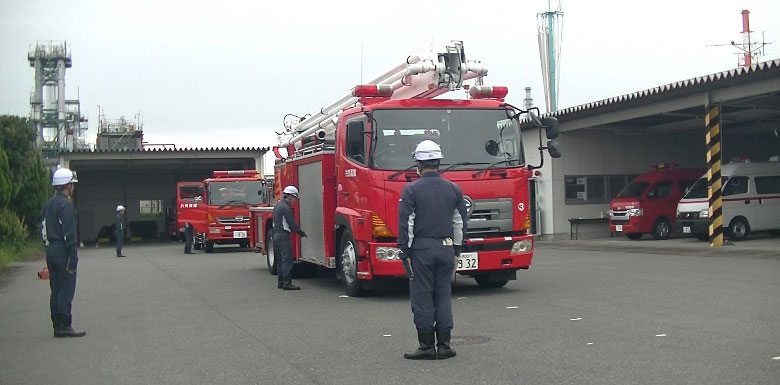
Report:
616,182,649,198
684,177,728,199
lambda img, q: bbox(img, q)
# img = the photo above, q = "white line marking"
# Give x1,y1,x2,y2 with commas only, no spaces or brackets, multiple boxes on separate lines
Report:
772,356,780,360
457,297,466,300
570,317,583,321
655,334,667,337
339,295,349,298
587,342,594,345
506,306,518,309
383,334,392,337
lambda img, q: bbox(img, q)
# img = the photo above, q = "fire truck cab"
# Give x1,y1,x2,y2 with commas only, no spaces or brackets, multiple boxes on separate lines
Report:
177,170,270,252
608,164,703,240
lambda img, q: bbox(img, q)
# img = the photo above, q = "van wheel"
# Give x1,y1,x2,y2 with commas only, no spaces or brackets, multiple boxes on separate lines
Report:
626,233,643,240
728,217,750,241
651,219,671,240
338,231,367,297
266,231,277,275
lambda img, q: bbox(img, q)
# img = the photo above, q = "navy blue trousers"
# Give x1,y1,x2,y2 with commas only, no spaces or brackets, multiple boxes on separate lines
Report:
407,238,455,333
46,242,78,328
273,231,294,283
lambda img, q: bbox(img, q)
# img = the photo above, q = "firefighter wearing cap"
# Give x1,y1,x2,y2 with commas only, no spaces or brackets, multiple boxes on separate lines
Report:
272,185,307,290
40,167,86,338
115,205,126,258
398,140,467,360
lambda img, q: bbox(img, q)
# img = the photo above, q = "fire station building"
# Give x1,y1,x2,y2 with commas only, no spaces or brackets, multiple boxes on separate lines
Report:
525,59,780,239
57,147,266,243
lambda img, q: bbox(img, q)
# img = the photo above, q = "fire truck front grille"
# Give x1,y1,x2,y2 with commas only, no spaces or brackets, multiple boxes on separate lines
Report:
678,212,698,220
466,198,512,238
217,216,249,225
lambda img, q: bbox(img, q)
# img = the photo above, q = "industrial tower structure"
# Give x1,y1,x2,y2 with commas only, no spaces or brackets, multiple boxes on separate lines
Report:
28,41,89,159
537,1,563,113
95,109,144,150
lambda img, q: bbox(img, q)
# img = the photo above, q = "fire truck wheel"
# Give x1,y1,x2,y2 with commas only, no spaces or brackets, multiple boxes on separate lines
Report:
695,233,710,242
205,242,214,253
474,275,508,288
338,231,366,297
625,233,643,240
651,218,671,240
266,231,277,275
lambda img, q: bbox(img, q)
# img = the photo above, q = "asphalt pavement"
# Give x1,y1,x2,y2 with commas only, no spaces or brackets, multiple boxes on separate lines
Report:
1,241,779,385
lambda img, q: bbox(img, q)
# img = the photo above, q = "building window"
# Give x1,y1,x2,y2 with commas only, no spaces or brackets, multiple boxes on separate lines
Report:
566,175,637,204
140,200,163,215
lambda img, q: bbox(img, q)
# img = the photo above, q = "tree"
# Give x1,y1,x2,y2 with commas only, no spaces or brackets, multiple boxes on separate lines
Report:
0,115,51,238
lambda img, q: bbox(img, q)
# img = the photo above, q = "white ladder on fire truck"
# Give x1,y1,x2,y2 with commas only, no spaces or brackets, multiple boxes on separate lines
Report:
279,39,491,148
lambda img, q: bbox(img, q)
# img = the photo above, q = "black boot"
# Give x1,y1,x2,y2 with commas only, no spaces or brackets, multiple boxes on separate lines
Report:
54,315,86,338
281,282,300,290
51,314,60,336
404,331,437,360
116,250,126,258
436,330,456,359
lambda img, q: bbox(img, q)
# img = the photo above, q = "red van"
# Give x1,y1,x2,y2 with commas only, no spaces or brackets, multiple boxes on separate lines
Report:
608,165,703,240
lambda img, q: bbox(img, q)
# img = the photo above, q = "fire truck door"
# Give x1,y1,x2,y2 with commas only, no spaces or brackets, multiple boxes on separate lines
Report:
297,161,326,265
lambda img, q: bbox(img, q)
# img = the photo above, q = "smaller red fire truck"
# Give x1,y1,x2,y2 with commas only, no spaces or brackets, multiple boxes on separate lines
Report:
176,170,271,253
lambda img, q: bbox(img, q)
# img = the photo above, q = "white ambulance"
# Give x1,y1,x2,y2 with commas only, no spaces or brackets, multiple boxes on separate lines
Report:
676,160,780,241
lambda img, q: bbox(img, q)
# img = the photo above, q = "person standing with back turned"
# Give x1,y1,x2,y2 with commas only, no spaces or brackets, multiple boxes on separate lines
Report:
272,185,307,290
398,140,467,360
41,167,86,338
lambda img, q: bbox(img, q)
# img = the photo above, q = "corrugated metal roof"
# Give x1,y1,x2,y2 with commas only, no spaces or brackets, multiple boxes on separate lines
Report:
547,58,780,119
61,146,269,153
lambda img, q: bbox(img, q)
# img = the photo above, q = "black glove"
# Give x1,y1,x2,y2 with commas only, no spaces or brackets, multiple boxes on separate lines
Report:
454,245,462,256
297,230,308,238
399,247,410,260
402,258,414,280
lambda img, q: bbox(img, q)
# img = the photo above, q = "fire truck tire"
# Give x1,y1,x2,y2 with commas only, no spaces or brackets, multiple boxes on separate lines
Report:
474,275,508,288
266,231,277,275
205,242,214,253
338,231,366,297
625,233,643,240
696,233,710,242
651,218,671,240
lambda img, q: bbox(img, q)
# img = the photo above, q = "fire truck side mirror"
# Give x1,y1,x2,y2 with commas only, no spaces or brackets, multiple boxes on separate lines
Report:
547,140,562,158
542,117,559,139
346,121,364,146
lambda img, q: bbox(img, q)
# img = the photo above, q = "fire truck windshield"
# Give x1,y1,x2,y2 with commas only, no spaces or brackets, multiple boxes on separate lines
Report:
207,181,266,206
370,109,524,170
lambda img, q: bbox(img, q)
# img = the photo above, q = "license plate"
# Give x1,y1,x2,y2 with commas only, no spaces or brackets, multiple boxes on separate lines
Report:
457,252,478,271
615,225,623,232
683,226,691,234
233,231,247,239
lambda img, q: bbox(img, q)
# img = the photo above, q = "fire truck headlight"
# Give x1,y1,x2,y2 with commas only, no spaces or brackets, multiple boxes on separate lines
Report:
699,209,709,218
375,247,401,261
209,228,221,234
627,208,644,216
510,239,532,254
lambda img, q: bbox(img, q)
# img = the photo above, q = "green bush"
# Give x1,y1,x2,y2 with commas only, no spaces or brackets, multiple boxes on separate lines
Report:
0,238,44,272
0,208,28,252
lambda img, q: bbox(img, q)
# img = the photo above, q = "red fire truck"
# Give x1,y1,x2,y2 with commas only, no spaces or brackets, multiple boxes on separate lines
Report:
253,40,560,296
177,170,270,253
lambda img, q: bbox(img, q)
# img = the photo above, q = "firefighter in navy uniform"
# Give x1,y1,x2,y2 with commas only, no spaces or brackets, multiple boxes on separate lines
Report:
115,205,126,257
272,185,307,290
398,140,468,360
40,167,86,338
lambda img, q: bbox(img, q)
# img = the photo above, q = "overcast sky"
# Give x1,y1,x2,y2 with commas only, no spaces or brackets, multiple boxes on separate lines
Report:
1,0,778,166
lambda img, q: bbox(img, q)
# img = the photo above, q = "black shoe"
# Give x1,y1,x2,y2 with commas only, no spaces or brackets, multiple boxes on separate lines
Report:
281,283,300,290
54,327,86,338
277,282,283,289
436,330,456,359
404,331,437,360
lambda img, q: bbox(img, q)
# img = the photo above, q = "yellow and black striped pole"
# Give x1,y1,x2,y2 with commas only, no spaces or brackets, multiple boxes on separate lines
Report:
705,104,723,247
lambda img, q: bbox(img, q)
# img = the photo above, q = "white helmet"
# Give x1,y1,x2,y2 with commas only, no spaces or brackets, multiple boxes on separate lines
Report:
282,185,299,198
413,140,443,161
52,167,78,186
116,205,125,212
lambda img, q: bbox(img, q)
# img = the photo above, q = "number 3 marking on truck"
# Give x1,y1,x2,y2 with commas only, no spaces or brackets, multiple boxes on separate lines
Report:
517,203,525,211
